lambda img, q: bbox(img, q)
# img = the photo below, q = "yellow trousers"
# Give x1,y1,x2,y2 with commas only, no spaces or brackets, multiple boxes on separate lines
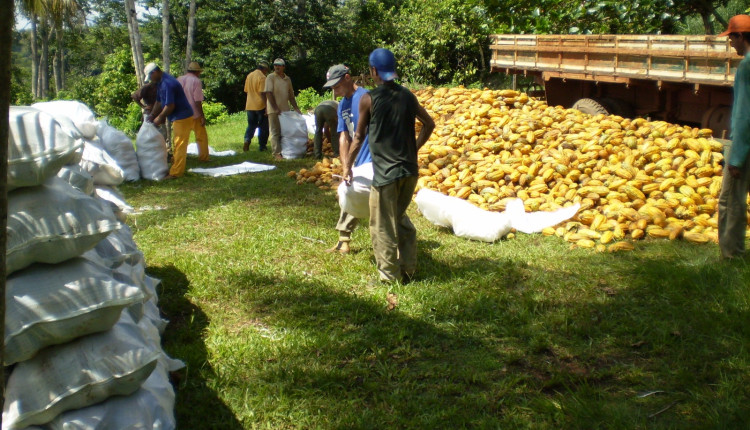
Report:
169,117,193,177
189,117,210,162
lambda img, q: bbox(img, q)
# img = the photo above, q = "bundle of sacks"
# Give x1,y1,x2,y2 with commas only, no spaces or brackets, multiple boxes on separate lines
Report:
5,104,182,429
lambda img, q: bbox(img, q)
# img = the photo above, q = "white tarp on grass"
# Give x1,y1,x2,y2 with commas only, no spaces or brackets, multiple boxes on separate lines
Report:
188,161,276,177
186,142,237,157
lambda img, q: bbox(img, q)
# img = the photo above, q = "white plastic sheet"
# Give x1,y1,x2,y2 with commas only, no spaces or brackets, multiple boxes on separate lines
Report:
135,123,169,180
8,106,84,191
280,111,309,159
415,189,580,242
188,161,276,177
337,162,373,219
187,142,236,157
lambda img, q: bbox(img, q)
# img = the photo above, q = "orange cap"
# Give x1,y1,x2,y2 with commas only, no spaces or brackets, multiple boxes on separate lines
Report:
720,15,750,36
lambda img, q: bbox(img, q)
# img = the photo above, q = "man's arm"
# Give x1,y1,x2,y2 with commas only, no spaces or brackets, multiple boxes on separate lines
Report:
338,130,351,169
289,87,302,114
147,101,163,122
343,93,371,183
131,89,145,107
266,92,279,113
414,104,435,150
152,103,174,126
195,101,206,126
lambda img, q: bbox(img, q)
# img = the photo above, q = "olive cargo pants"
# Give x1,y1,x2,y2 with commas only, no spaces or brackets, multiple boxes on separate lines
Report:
369,175,419,282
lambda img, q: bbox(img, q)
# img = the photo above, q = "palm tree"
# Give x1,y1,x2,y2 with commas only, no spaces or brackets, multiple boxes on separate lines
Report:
124,0,145,86
17,0,84,98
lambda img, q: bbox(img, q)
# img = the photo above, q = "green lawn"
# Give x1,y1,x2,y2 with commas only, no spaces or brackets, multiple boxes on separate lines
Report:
120,113,750,429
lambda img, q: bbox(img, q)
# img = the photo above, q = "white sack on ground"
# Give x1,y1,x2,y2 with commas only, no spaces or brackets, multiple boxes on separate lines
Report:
188,161,276,177
504,198,582,234
80,140,125,186
32,100,99,139
8,107,84,191
96,120,140,181
280,111,309,159
187,142,236,157
2,312,160,430
7,177,121,275
415,189,580,242
337,162,373,219
135,123,169,180
57,165,95,195
4,258,145,365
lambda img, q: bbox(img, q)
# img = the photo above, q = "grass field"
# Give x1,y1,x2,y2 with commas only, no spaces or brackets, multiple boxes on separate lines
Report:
120,113,750,429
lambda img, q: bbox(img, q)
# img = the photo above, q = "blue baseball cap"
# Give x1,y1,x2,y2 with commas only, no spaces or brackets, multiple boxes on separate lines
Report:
369,48,398,82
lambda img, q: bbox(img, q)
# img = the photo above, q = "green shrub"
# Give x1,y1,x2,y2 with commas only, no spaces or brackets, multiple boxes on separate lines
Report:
296,87,333,114
105,102,144,137
203,101,230,125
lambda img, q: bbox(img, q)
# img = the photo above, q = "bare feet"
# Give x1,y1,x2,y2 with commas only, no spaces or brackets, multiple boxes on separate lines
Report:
325,241,350,254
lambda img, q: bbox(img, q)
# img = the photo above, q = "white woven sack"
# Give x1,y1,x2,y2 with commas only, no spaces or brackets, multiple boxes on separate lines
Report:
80,140,125,186
414,189,454,228
6,177,121,275
280,111,308,159
32,100,99,139
57,164,95,195
136,123,169,180
96,120,140,181
4,257,145,365
8,106,84,191
2,312,161,430
95,185,134,215
42,357,177,430
337,162,373,219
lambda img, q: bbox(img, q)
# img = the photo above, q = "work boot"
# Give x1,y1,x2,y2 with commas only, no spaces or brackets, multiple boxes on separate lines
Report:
243,141,250,152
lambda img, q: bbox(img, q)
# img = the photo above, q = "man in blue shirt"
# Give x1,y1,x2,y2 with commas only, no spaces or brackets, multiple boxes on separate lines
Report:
145,62,194,179
718,16,750,258
323,64,372,254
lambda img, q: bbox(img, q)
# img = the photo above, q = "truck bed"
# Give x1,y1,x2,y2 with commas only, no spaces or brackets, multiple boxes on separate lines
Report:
490,34,741,87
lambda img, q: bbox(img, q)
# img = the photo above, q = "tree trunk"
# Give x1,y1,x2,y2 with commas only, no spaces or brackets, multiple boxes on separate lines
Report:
162,0,170,74
0,0,13,415
30,14,39,99
125,0,145,86
701,11,712,35
296,0,306,60
39,17,50,99
185,0,196,68
53,21,63,94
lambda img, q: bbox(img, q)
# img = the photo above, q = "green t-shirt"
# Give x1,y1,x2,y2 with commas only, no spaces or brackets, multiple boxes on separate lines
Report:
368,82,419,187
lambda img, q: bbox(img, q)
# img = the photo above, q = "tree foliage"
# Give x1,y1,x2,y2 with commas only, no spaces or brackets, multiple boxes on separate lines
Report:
12,0,748,120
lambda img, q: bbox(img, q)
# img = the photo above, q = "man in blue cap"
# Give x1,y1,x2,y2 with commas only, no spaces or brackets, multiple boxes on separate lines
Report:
344,48,435,283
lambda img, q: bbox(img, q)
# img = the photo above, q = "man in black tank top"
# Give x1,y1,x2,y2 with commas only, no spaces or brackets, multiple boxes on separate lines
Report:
344,48,435,283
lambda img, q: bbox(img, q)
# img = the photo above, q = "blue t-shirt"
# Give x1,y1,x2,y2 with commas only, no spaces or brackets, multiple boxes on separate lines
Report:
338,86,372,167
157,73,193,121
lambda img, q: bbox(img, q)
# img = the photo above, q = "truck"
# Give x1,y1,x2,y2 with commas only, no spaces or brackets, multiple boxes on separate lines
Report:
489,34,742,138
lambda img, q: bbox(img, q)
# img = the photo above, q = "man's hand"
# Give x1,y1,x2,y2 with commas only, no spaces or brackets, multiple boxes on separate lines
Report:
342,167,352,186
199,115,206,126
152,115,165,127
729,165,741,179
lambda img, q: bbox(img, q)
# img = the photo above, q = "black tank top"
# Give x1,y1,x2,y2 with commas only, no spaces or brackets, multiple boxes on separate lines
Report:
368,82,419,186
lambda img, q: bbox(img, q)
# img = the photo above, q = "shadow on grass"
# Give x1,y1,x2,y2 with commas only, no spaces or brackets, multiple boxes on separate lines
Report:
225,246,750,428
146,264,244,429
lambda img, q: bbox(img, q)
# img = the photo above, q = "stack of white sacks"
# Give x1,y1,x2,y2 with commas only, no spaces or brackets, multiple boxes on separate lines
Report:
4,101,182,430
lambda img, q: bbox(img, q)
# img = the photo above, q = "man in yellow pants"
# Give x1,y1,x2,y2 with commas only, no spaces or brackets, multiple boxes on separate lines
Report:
145,62,195,179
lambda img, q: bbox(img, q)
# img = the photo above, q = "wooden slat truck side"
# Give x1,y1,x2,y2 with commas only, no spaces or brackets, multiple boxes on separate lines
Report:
490,34,743,137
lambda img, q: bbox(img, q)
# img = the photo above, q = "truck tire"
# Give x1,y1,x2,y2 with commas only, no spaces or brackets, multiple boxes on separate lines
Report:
572,98,609,116
602,98,635,118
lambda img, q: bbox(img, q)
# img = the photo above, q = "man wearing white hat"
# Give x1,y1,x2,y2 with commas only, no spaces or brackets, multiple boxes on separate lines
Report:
264,58,302,160
178,61,210,163
719,15,750,258
145,61,194,179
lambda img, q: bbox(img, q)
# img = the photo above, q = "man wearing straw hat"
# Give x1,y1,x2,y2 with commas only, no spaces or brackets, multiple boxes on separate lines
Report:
178,61,210,163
